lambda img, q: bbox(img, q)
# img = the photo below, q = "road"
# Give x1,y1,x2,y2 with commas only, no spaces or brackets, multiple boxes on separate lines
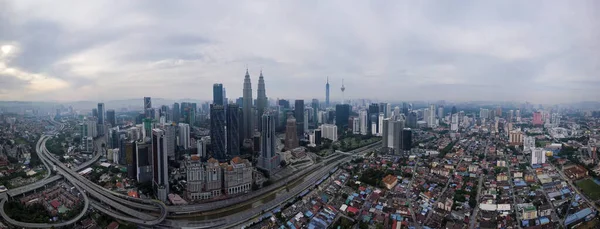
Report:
504,151,522,229
551,163,599,213
425,158,464,226
161,145,380,228
469,144,488,229
406,157,420,228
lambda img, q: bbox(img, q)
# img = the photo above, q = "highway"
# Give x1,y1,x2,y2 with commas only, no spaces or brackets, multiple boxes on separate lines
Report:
160,144,381,228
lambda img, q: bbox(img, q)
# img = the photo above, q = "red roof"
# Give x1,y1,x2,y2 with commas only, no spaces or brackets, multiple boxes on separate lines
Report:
107,221,119,229
347,206,359,215
50,199,60,209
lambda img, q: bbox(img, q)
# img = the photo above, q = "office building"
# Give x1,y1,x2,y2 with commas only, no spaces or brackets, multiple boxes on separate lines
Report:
227,104,241,156
285,113,299,150
160,105,170,122
136,141,152,183
163,124,177,158
258,113,280,174
213,83,224,106
304,109,309,134
152,129,169,202
144,97,152,110
451,113,459,131
172,102,180,123
314,129,322,146
125,141,137,179
407,111,417,128
402,128,412,150
321,124,338,142
437,105,444,119
295,100,305,138
256,71,267,132
278,99,290,109
92,108,98,118
242,69,253,139
335,104,350,131
97,103,105,135
311,99,319,127
223,157,253,195
210,104,226,160
368,103,379,133
106,109,116,127
178,123,190,149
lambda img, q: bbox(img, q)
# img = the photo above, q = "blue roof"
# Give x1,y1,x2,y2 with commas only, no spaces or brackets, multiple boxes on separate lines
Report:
565,208,593,225
539,217,550,225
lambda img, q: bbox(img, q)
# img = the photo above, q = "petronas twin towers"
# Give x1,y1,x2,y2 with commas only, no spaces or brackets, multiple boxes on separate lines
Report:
242,68,267,140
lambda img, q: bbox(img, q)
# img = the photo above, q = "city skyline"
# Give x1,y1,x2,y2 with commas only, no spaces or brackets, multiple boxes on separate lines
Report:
0,1,598,104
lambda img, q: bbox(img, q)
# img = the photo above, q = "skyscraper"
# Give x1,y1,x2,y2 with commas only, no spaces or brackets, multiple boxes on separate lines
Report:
160,105,170,122
368,103,379,134
178,123,190,149
284,112,299,150
136,141,152,183
311,99,319,127
92,108,98,118
152,128,169,202
226,104,240,156
106,109,116,127
210,104,226,160
325,77,330,108
402,128,412,150
335,104,350,131
172,102,180,123
437,105,444,119
242,69,253,139
213,83,224,106
256,70,267,132
258,113,280,174
294,100,305,138
144,97,153,119
97,103,105,135
359,110,368,135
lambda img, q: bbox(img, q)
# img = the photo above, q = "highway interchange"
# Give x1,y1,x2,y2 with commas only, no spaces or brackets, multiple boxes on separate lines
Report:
0,119,381,228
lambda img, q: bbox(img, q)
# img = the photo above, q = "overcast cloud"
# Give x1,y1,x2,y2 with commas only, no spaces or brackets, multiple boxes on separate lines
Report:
0,0,598,103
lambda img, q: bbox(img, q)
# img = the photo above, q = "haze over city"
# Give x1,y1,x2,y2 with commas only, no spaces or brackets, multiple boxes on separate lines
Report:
1,0,598,103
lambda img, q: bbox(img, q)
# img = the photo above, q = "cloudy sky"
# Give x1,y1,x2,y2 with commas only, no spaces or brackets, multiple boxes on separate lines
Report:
0,1,598,104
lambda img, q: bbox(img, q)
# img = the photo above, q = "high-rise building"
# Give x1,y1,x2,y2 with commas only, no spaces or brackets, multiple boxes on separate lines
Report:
178,123,190,149
210,104,226,160
359,110,368,135
97,103,105,135
325,77,330,108
407,111,417,128
144,97,152,110
152,129,169,202
509,130,524,145
242,69,253,139
303,109,309,134
321,124,338,142
294,100,305,138
533,112,543,125
402,128,412,150
223,157,253,195
278,99,290,109
392,120,405,152
531,148,546,165
125,140,137,179
311,99,319,127
92,108,98,118
437,106,444,119
106,109,116,127
335,104,350,131
428,104,436,127
213,83,224,106
378,113,384,136
136,141,152,183
524,136,535,152
382,118,390,148
285,112,299,150
451,106,457,115
163,124,177,158
368,104,379,134
256,71,267,132
172,102,180,123
258,113,280,174
226,104,240,156
451,114,459,131
160,105,170,122
352,117,360,134
197,137,208,158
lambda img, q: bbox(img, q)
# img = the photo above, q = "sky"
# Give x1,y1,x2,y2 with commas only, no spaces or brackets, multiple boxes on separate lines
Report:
0,1,598,104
